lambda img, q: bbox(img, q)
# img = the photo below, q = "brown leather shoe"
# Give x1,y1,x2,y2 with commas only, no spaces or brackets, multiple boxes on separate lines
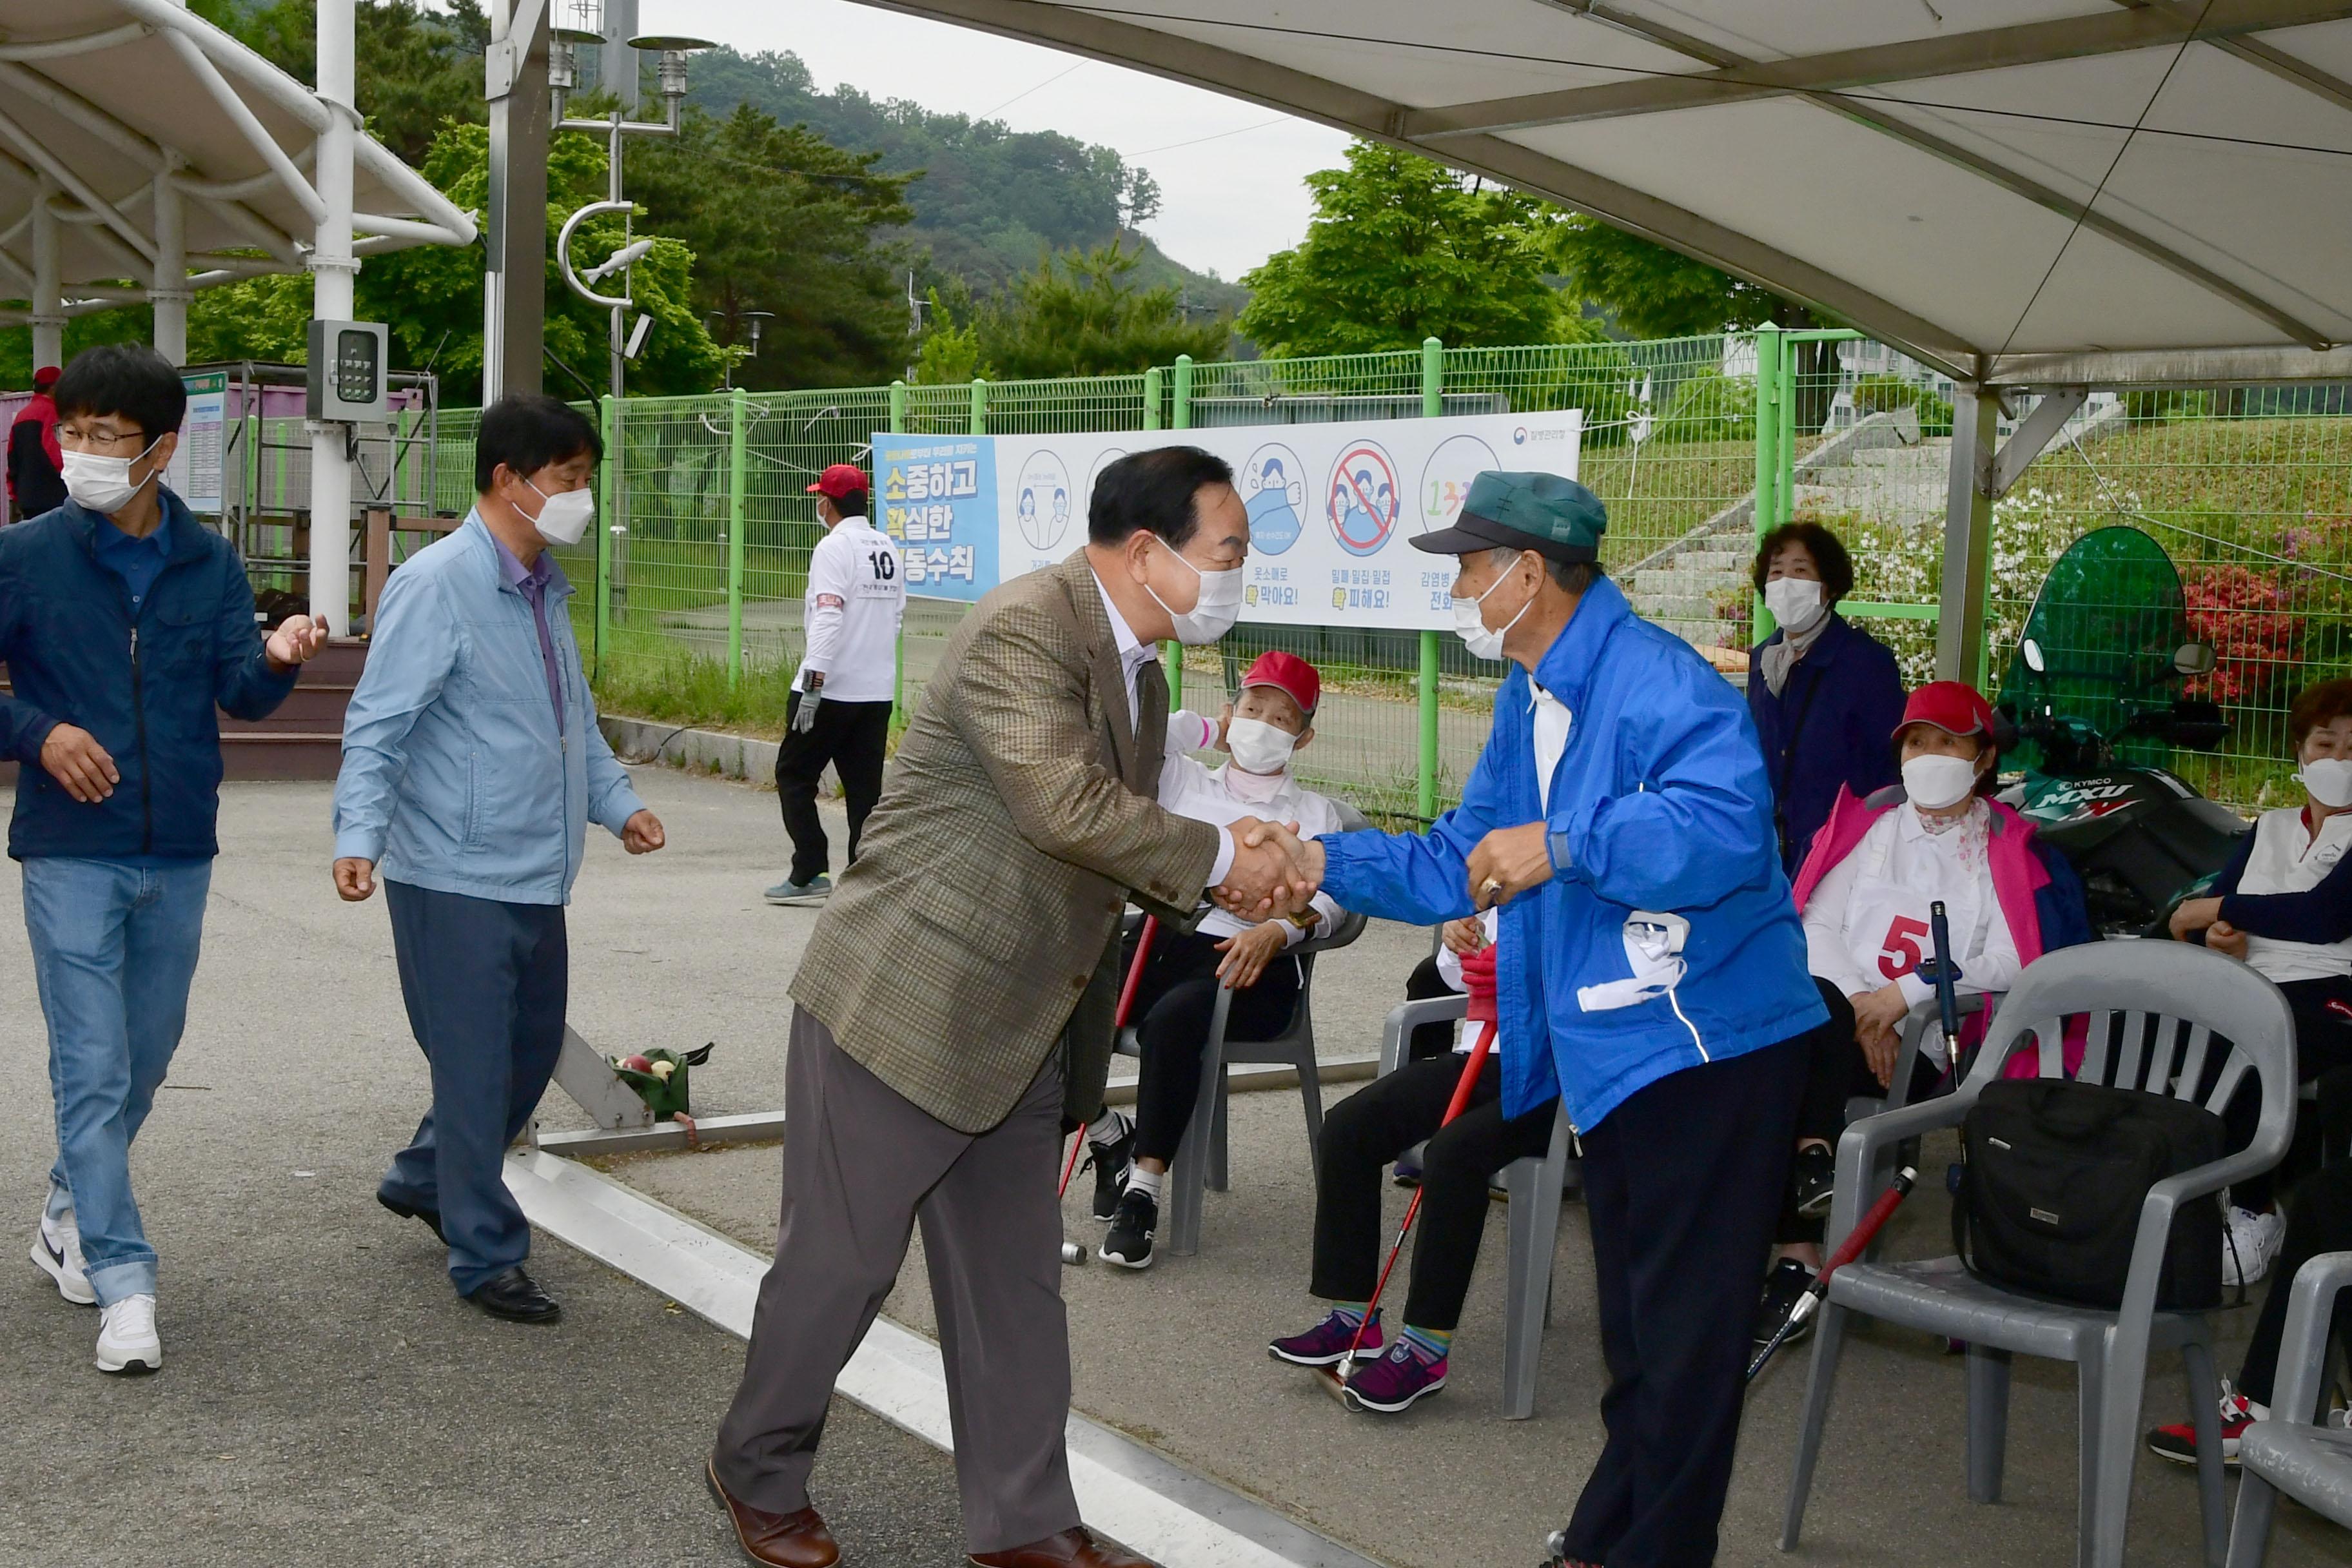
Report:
967,1525,1153,1567
705,1457,840,1567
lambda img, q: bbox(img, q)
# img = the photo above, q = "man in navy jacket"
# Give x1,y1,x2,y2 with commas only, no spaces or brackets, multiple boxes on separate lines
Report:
0,345,325,1375
1253,473,1827,1568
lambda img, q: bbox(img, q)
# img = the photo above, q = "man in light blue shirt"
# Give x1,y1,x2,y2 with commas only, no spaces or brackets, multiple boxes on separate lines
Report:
330,394,664,1324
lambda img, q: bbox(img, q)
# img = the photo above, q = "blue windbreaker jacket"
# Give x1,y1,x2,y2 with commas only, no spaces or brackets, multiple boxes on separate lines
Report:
1319,578,1828,1131
0,491,295,861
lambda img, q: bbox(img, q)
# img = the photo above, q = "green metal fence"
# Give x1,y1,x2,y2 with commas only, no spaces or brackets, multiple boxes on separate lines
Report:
422,335,2352,817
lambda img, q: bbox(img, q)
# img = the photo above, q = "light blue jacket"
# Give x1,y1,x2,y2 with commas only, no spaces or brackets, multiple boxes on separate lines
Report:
332,513,645,905
1319,576,1826,1132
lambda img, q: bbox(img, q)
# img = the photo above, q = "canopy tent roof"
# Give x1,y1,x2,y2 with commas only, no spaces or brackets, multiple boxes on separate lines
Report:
861,0,2352,387
0,0,475,325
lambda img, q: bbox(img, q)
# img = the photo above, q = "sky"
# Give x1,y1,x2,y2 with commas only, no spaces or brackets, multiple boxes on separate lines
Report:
675,0,1353,282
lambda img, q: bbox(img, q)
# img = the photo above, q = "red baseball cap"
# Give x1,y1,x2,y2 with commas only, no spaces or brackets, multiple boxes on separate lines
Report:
1240,650,1319,718
806,463,869,500
31,366,58,390
1896,681,1995,741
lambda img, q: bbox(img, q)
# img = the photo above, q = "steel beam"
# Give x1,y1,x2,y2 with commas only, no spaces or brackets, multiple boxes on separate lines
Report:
1989,387,2087,498
1937,389,1999,687
483,0,551,400
1988,342,2352,384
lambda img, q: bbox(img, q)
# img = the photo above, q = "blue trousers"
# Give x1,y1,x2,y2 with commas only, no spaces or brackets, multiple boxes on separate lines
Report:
378,880,567,1295
23,856,211,1306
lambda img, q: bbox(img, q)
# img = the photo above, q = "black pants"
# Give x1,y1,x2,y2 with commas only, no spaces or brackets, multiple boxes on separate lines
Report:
1309,1051,1556,1331
2226,975,2352,1213
1560,1038,1809,1568
1402,953,1460,1063
1781,979,1945,1244
774,692,891,885
2239,1151,2352,1414
1127,925,1302,1164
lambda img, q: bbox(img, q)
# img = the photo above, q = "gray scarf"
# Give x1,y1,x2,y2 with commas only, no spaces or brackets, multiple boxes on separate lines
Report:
1760,609,1832,696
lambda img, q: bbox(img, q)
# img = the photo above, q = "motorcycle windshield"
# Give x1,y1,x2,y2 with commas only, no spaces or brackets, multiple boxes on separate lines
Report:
1998,525,2186,769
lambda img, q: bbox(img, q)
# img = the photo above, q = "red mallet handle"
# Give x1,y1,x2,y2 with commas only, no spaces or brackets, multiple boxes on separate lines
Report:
1747,1164,1917,1380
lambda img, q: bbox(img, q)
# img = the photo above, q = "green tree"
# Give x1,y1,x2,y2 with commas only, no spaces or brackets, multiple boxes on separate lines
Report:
627,103,914,389
188,0,489,164
1237,141,1585,357
914,241,1224,382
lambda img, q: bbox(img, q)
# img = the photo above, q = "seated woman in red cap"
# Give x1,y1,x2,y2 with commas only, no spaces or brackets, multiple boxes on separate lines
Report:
1754,680,2090,1348
1083,650,1351,1271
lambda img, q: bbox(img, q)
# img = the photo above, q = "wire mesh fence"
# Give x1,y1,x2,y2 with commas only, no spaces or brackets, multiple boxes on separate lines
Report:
411,338,2352,816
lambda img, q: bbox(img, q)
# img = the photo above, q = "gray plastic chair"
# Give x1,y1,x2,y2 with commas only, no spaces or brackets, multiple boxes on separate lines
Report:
2227,1251,2352,1564
1113,803,1372,1259
1780,941,2297,1568
1376,992,1576,1418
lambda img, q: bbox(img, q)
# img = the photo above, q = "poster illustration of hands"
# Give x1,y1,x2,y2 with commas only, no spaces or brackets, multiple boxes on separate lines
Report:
870,407,1581,631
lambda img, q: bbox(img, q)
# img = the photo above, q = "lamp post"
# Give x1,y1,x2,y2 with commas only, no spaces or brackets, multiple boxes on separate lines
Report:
706,308,772,388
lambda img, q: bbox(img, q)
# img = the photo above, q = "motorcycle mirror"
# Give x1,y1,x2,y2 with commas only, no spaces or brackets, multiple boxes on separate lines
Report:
2173,641,2217,677
2021,637,2046,674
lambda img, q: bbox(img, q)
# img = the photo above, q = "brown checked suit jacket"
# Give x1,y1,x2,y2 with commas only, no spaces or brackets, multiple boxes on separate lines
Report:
788,551,1222,1135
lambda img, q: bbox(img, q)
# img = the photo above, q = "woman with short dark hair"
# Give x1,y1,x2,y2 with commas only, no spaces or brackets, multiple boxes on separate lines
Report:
1747,520,1907,872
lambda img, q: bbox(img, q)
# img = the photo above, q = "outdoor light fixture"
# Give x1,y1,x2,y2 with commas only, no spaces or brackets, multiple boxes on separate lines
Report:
627,6,714,129
743,310,774,357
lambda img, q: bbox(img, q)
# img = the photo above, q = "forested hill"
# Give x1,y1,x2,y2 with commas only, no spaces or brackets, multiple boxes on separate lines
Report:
687,48,1248,313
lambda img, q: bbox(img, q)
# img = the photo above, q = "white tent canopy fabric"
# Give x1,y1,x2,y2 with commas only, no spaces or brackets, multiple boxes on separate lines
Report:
0,0,474,350
858,0,2352,388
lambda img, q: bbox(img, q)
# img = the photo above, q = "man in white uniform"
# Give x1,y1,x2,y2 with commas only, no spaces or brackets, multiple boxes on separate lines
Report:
767,464,906,906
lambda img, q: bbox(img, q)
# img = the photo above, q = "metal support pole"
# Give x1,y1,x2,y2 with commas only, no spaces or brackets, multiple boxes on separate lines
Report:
1142,366,1162,433
601,0,640,111
727,384,746,688
968,377,987,438
889,378,907,725
596,393,616,675
1776,340,1797,525
1937,387,1999,687
29,176,60,373
1172,353,1193,430
482,0,549,401
150,157,187,366
308,0,358,633
1418,335,1442,821
1750,324,1782,639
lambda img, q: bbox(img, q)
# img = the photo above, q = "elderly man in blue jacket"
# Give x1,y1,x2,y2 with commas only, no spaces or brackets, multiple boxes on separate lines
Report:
1,345,327,1375
331,393,664,1324
1259,473,1827,1568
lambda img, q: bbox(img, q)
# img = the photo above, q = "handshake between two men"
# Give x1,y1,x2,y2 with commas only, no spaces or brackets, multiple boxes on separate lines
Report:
1208,818,1560,919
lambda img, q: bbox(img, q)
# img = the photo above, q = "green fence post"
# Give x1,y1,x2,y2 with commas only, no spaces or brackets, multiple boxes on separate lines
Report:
1142,366,1162,432
1776,337,1798,527
1751,324,1781,640
1418,335,1443,821
727,386,747,691
969,377,987,436
890,379,907,726
596,394,616,678
1172,353,1192,430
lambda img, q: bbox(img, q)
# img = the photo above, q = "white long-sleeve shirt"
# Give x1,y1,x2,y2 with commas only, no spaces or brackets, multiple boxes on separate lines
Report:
793,516,905,701
1160,710,1343,943
1803,799,2021,1006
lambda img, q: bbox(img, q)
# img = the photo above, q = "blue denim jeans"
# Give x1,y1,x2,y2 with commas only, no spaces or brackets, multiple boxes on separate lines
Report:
23,856,211,1307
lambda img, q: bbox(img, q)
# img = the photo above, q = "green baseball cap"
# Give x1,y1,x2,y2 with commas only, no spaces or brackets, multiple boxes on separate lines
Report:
1411,471,1607,563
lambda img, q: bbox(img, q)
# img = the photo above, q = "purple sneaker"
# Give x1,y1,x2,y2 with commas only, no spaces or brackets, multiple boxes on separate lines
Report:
1268,1309,1382,1367
1341,1337,1447,1413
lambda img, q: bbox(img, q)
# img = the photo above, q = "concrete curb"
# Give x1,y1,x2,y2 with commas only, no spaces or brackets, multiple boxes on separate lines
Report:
602,714,781,787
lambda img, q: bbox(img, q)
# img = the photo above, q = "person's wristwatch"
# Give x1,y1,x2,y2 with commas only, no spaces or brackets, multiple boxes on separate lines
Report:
1286,907,1322,933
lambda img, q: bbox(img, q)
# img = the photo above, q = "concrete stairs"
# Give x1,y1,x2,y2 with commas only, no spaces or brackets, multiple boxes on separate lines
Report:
1632,544,1754,651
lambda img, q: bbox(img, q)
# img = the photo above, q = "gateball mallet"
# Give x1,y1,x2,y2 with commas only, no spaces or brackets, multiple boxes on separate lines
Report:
1058,916,1161,1266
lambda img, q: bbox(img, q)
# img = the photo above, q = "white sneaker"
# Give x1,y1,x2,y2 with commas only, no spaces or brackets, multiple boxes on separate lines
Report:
94,1293,161,1375
2224,1206,2286,1289
30,1211,95,1306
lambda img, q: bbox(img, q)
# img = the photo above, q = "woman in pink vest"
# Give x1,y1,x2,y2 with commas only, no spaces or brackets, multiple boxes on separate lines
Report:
1754,681,2090,1348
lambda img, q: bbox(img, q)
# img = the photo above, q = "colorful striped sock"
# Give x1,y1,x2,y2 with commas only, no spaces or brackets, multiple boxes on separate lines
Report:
1330,1301,1371,1328
1402,1325,1453,1360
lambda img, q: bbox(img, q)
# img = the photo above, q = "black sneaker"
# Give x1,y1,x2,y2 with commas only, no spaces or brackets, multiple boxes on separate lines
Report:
1099,1188,1157,1269
1753,1258,1819,1349
1792,1145,1837,1218
1084,1120,1137,1222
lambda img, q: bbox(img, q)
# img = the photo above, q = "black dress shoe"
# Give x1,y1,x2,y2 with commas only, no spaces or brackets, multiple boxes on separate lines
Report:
377,1191,445,1240
468,1266,561,1322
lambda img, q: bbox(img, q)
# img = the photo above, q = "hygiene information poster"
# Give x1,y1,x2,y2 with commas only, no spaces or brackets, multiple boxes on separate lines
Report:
168,369,228,514
871,407,1581,631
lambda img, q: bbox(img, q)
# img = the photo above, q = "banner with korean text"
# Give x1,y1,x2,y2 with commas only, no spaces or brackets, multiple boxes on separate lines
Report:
870,407,1581,631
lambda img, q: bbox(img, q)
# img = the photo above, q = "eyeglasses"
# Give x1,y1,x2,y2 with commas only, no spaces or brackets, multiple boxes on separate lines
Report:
58,424,150,453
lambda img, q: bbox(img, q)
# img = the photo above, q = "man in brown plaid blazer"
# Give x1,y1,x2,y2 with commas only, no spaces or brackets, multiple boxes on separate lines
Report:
709,447,1312,1568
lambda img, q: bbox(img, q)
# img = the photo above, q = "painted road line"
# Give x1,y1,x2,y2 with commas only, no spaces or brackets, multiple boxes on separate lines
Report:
505,1148,1387,1568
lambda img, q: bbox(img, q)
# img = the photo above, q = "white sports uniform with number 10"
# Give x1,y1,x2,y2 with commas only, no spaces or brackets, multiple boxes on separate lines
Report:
793,514,906,703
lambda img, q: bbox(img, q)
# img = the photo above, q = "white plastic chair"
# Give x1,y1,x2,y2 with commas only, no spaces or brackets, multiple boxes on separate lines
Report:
2226,1251,2352,1564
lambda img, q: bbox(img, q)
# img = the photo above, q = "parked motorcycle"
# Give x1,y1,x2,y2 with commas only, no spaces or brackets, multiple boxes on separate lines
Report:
1993,525,2248,937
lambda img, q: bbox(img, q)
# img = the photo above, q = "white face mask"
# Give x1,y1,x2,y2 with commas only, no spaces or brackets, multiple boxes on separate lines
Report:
2299,756,2352,810
1763,576,1827,634
1452,554,1534,662
61,435,164,515
524,477,596,547
1226,715,1298,776
1147,542,1243,645
1903,751,1981,811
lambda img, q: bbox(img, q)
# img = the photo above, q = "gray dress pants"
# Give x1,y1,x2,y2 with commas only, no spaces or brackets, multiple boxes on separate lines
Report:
714,1005,1079,1554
